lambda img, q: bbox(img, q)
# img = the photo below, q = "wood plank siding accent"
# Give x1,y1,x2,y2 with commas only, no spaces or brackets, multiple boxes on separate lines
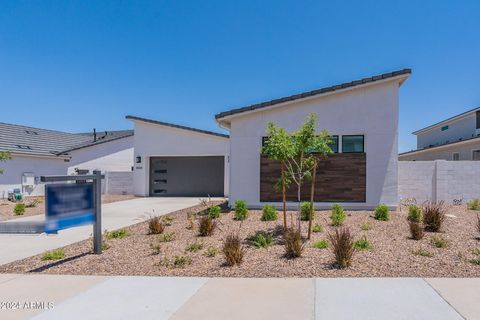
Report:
260,153,366,202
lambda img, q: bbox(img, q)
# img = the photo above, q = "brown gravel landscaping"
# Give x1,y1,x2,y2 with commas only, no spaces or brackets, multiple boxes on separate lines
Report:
1,202,480,277
0,194,136,221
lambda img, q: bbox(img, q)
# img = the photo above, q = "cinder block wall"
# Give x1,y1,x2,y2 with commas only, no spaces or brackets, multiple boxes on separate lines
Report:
399,160,480,204
104,171,134,195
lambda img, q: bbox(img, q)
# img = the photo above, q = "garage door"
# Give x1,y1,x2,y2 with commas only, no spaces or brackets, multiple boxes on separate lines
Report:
149,156,224,197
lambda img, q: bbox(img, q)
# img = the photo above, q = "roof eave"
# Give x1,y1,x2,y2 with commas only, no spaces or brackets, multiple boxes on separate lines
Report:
412,106,480,135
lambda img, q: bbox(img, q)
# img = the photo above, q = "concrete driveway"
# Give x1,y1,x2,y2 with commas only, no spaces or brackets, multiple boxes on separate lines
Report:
0,197,219,265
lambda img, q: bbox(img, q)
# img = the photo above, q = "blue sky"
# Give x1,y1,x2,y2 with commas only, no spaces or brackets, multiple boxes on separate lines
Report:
0,1,479,152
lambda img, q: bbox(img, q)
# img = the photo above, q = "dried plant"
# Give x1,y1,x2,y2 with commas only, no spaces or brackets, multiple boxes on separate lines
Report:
328,227,355,268
148,216,165,235
409,221,424,240
284,227,304,258
222,232,245,266
422,201,446,232
198,215,217,237
186,211,196,230
476,214,480,236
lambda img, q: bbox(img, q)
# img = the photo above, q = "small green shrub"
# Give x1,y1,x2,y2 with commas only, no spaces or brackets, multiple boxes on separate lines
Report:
423,201,446,232
173,255,192,268
354,235,373,251
284,227,304,258
104,228,129,240
407,205,422,223
360,222,371,231
41,249,65,261
469,258,480,265
330,203,346,226
13,203,25,215
208,206,221,219
185,240,204,252
472,248,480,256
312,239,329,249
374,204,389,221
467,198,480,211
431,235,448,248
161,216,174,226
300,202,314,221
409,221,424,240
261,205,277,221
234,200,248,220
223,232,245,266
198,215,216,236
413,248,433,257
158,232,176,242
312,223,323,233
203,246,220,257
148,216,165,234
150,241,161,255
248,231,275,248
328,227,355,268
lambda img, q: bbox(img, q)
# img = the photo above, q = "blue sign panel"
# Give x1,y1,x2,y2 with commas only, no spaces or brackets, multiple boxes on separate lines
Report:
45,183,95,233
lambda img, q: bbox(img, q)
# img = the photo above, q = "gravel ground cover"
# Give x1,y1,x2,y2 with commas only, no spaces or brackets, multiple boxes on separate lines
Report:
1,202,479,277
0,194,135,221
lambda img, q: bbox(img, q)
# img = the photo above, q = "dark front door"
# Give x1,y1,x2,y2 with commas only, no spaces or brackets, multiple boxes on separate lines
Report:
149,156,224,197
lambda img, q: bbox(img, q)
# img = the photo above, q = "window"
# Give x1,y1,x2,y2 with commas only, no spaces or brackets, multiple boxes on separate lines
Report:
473,150,480,161
452,152,460,161
441,125,449,131
342,135,364,153
476,111,480,130
328,135,339,153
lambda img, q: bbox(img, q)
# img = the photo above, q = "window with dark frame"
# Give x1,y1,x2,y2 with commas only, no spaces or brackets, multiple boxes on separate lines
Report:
342,135,364,153
476,111,480,130
452,152,460,161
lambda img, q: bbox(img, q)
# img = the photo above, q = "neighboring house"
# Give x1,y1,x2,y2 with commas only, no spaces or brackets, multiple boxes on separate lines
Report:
399,107,480,161
0,122,134,197
126,116,229,197
216,69,411,209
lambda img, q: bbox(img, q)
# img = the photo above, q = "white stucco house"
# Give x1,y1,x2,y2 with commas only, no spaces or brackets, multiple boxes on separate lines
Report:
215,69,411,209
0,122,134,197
126,116,229,197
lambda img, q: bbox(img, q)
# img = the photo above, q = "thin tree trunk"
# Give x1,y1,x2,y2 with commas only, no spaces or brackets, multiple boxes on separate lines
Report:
307,162,317,239
281,162,287,231
297,183,302,232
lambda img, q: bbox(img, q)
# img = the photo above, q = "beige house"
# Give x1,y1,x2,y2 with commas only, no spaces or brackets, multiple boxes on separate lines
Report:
399,107,480,161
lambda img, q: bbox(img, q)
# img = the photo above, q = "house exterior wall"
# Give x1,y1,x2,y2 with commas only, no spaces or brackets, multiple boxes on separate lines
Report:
131,121,229,197
416,113,477,149
399,139,480,161
227,80,400,209
67,136,134,174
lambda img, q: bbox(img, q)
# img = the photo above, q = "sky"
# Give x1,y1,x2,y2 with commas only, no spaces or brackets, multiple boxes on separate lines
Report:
0,1,479,152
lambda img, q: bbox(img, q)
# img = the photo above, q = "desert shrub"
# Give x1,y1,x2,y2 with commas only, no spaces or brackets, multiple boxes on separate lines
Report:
284,228,304,258
328,227,355,268
186,212,196,230
409,222,424,240
422,201,446,232
312,239,329,249
473,248,480,256
203,246,220,257
313,223,323,233
161,216,174,226
467,198,480,211
413,248,433,257
104,228,129,240
374,204,389,221
150,241,161,255
13,203,25,215
158,232,176,242
148,216,165,235
222,232,245,266
41,249,65,261
234,200,248,220
469,258,480,265
261,205,277,221
476,215,480,235
173,255,192,268
185,240,204,252
208,206,221,219
407,205,422,223
360,222,371,231
102,241,110,251
330,203,346,226
300,202,314,221
354,235,372,251
198,216,216,236
431,235,448,248
25,199,40,208
248,231,275,248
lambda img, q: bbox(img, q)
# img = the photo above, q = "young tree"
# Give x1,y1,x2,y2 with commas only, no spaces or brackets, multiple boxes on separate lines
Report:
0,151,11,174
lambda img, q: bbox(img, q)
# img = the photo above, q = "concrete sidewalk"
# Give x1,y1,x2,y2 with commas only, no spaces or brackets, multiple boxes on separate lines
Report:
0,275,478,320
0,197,215,265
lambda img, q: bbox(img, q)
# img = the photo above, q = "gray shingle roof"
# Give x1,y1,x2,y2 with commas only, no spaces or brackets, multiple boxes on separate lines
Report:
0,122,133,157
126,115,229,138
215,68,412,120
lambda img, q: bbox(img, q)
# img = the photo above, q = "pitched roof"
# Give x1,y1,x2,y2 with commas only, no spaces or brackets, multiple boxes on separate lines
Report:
0,122,133,158
412,106,480,135
399,135,480,157
215,68,412,120
126,115,229,138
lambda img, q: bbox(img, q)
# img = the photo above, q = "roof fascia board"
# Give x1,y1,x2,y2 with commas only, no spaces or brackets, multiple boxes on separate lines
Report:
8,151,70,160
399,136,480,157
412,107,480,135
